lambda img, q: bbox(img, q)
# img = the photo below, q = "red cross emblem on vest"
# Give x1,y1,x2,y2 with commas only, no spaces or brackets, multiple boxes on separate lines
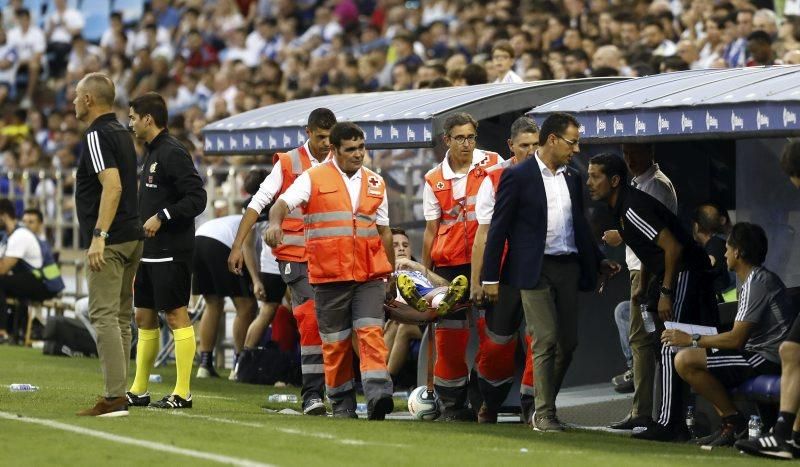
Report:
368,175,382,196
436,181,445,190
368,176,381,188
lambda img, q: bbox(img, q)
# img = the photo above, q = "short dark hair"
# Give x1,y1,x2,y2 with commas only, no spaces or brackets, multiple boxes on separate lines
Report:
539,112,580,146
23,208,43,223
462,63,488,85
129,92,168,128
780,139,800,177
509,116,539,140
443,112,478,135
307,108,337,131
492,40,515,59
565,49,589,62
0,199,16,219
428,77,452,88
390,227,408,238
747,30,772,45
589,152,628,186
244,169,268,195
727,222,768,266
15,8,30,19
330,122,365,147
110,11,122,21
692,203,723,235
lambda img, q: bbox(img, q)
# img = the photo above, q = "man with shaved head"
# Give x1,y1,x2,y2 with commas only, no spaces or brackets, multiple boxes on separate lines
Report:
74,72,144,417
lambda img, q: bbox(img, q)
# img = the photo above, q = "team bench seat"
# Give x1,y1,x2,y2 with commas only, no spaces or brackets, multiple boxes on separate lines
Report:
733,374,781,404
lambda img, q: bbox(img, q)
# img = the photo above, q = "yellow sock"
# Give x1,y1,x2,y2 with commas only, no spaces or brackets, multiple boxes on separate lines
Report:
129,328,160,395
172,326,196,399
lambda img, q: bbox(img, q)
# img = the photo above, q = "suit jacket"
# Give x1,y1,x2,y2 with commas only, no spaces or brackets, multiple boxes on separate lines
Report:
481,156,604,291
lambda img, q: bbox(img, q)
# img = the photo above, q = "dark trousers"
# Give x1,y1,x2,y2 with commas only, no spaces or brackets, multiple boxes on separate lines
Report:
0,271,54,336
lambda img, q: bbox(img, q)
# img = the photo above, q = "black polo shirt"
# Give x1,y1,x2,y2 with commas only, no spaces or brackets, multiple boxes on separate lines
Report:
75,113,143,248
614,186,708,276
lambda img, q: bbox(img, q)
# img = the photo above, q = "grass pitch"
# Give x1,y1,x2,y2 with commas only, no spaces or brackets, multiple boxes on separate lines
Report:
0,346,777,466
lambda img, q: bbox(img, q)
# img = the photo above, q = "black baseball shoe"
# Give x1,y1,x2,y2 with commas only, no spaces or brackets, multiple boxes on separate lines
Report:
150,394,193,409
367,395,394,421
126,391,151,407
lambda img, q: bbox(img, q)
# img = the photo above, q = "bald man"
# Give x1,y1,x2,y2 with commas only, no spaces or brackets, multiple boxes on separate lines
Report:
74,72,144,417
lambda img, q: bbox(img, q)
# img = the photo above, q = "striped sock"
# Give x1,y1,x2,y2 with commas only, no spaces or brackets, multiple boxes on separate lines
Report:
172,326,196,399
129,328,160,395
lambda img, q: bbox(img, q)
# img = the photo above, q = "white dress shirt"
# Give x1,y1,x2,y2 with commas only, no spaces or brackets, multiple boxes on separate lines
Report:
278,158,390,226
247,141,320,214
625,163,677,271
493,70,523,84
423,149,503,221
535,153,577,255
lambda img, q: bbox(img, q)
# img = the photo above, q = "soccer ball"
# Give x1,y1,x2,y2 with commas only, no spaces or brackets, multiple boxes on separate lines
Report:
407,386,442,421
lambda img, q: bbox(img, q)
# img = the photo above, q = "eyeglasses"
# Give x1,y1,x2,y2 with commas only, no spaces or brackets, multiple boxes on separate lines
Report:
556,134,579,147
449,134,477,145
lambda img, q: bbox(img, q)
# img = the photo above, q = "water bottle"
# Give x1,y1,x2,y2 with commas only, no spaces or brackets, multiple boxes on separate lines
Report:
9,384,39,392
641,304,656,333
149,374,162,383
356,403,368,414
267,394,298,403
685,406,696,439
392,391,409,399
749,415,763,440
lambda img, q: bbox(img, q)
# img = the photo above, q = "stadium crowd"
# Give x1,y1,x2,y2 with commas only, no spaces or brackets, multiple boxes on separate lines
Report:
2,0,800,459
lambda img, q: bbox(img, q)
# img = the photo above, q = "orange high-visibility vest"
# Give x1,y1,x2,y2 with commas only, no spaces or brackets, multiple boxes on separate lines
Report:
425,150,499,267
304,161,392,284
272,146,313,262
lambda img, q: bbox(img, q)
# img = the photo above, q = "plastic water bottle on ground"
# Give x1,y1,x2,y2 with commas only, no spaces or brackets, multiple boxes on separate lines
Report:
9,384,39,392
392,391,409,399
149,374,162,383
641,304,656,333
685,406,696,439
356,403,368,415
268,394,298,403
749,415,762,440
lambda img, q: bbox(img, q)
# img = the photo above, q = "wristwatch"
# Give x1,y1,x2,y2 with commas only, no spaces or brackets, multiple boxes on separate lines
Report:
92,228,109,239
691,334,701,348
156,210,168,222
660,286,674,297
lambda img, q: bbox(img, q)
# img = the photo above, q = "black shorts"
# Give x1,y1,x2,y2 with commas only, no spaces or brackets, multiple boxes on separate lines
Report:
134,261,192,311
259,272,287,304
192,236,253,298
705,349,781,388
786,315,800,344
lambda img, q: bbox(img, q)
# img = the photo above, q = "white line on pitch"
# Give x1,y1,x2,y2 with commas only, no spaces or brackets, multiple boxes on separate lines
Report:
0,411,274,467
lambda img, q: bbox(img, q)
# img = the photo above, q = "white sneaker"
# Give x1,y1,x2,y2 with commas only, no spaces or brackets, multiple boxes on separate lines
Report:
228,363,238,381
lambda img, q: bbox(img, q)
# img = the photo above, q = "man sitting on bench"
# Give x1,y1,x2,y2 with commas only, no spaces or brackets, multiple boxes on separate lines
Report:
662,222,797,447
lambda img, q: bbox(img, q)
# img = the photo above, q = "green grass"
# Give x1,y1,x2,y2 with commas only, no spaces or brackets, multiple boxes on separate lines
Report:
0,346,777,466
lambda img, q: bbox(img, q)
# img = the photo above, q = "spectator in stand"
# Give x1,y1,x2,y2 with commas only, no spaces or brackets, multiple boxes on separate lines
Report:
43,0,84,78
746,30,775,66
392,31,424,74
182,29,220,72
152,0,182,31
724,8,755,67
0,27,16,106
642,19,676,57
753,9,778,39
7,8,44,108
392,62,413,91
460,63,488,85
492,40,522,84
564,49,590,78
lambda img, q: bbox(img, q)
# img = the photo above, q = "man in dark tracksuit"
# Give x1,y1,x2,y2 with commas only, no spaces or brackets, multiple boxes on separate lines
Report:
125,92,206,409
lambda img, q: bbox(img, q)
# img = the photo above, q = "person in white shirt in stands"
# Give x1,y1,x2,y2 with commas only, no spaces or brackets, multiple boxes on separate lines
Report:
0,28,18,105
492,40,523,84
43,0,84,78
7,8,45,108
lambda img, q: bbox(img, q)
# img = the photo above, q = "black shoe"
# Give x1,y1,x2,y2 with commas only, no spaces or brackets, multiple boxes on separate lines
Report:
632,422,684,442
696,418,746,447
440,407,477,422
367,396,394,421
333,409,358,419
150,394,192,409
735,435,795,459
612,369,634,393
126,391,151,407
303,397,327,416
609,413,651,430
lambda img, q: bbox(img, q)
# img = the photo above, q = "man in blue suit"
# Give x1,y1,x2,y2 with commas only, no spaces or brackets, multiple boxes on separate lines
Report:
482,112,620,432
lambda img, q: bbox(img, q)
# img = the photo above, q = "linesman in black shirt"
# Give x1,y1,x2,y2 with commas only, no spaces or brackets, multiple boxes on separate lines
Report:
587,153,718,442
125,92,206,409
74,73,144,417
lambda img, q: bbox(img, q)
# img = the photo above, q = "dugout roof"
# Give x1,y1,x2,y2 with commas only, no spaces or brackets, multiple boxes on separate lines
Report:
527,66,800,143
202,78,624,155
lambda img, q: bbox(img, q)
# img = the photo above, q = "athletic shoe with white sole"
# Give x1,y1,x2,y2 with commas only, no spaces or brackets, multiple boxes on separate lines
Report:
735,434,796,459
126,391,151,407
436,275,468,316
150,394,193,409
196,365,219,379
397,274,428,312
303,398,327,416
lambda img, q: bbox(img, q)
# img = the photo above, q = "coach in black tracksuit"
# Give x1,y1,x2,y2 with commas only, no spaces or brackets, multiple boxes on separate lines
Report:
126,92,206,410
